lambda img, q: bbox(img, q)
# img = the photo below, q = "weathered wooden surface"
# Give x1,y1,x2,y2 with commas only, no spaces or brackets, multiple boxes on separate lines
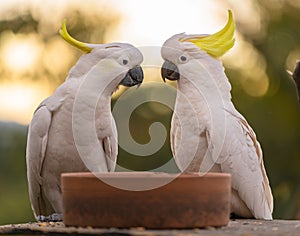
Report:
0,219,300,235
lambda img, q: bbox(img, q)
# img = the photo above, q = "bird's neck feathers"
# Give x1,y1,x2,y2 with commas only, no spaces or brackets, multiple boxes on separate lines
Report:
178,56,232,104
66,53,100,80
66,53,123,98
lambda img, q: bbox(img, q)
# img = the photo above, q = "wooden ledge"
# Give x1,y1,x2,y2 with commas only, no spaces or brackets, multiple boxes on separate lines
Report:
1,220,300,235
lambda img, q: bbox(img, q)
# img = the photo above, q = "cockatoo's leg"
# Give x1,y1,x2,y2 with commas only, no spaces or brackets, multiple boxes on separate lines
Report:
36,213,63,222
41,182,63,218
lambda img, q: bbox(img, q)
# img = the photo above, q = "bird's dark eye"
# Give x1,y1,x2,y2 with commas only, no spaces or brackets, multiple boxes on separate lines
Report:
180,56,187,62
122,59,128,65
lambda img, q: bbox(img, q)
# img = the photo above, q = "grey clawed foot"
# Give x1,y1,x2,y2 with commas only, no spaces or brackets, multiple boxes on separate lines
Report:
36,213,63,222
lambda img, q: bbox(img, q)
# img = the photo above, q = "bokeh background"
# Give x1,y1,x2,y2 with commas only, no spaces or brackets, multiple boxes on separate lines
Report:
0,0,300,224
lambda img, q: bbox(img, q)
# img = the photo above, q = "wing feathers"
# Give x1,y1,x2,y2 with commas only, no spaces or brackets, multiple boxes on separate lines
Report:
238,116,273,214
26,105,52,216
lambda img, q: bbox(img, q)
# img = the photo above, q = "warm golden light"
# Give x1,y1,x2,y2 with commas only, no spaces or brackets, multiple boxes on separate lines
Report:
0,82,51,124
107,0,222,46
224,33,269,97
1,33,42,73
43,37,74,75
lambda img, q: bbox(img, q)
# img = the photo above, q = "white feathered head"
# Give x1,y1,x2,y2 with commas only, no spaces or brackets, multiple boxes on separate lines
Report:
161,10,235,82
59,20,143,87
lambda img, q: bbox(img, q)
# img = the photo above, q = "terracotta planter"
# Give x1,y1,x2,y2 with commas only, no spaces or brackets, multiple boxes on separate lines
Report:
62,172,231,229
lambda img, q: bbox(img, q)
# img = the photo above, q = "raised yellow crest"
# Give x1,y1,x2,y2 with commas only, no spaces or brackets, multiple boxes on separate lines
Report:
182,10,235,58
59,19,93,53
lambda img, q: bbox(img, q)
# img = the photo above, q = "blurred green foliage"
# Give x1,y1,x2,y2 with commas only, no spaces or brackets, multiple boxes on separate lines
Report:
112,82,178,171
0,0,300,225
0,122,33,224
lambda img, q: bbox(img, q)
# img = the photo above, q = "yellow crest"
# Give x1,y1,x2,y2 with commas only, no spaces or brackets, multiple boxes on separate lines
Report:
59,19,93,53
182,10,235,58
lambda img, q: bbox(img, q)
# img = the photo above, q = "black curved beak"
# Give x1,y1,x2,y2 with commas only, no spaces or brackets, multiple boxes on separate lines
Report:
161,60,180,82
120,66,144,87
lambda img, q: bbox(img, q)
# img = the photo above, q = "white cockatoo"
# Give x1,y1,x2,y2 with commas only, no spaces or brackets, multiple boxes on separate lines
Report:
161,10,273,219
26,20,144,221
